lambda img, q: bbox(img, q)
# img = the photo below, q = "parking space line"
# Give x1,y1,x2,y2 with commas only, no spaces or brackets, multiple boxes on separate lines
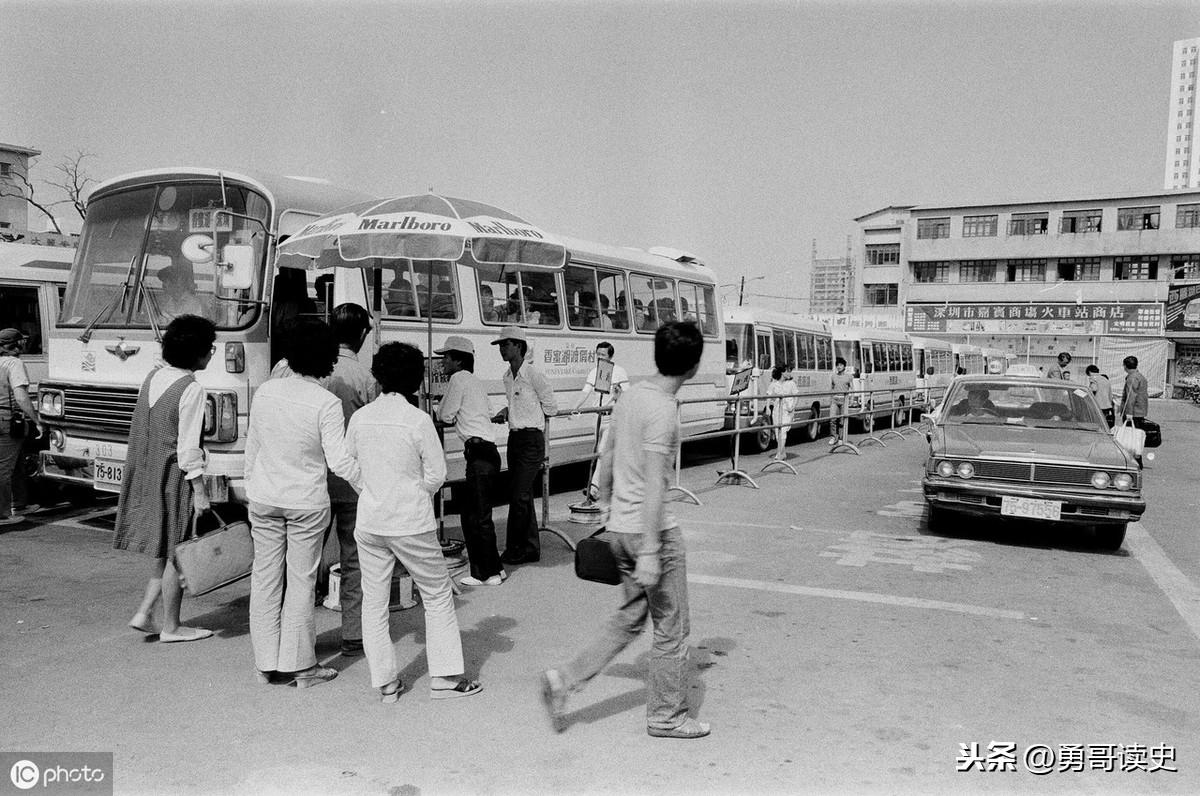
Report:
1126,522,1200,645
688,573,1027,620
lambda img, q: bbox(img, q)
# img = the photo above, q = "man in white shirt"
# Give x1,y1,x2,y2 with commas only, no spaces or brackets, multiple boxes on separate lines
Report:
435,335,506,587
489,326,558,565
569,341,630,507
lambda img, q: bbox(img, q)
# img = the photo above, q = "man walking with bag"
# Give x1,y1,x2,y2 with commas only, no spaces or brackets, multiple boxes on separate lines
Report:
541,321,711,739
1120,355,1149,468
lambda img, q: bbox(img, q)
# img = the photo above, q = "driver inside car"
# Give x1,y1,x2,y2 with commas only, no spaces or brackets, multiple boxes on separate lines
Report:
950,387,998,418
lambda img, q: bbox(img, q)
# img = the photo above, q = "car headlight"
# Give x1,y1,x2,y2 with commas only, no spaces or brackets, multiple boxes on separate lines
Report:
1112,473,1133,491
937,460,955,478
38,389,64,418
956,462,974,479
1090,471,1111,489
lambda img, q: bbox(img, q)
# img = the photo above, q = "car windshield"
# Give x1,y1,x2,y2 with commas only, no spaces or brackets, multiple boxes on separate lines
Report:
941,380,1107,431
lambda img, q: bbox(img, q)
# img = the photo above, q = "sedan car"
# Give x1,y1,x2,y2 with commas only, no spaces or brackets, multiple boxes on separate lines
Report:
921,375,1145,550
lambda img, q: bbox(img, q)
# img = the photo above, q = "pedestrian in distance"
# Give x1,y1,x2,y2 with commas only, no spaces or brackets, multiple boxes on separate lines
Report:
435,335,506,587
766,365,795,460
0,328,44,525
569,341,630,507
320,303,379,656
347,342,481,703
829,357,853,445
490,326,558,565
1048,351,1073,381
112,315,216,642
245,317,364,688
541,321,711,739
1120,355,1149,468
1085,364,1115,428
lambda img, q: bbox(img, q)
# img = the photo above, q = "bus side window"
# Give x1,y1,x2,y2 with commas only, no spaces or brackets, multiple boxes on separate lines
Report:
565,264,601,330
0,284,43,356
599,270,628,331
862,344,874,374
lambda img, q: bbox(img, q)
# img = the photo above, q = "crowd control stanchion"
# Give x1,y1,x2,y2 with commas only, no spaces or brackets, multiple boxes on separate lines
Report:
568,407,607,524
856,391,887,449
759,409,797,476
828,396,861,456
538,414,578,552
716,394,759,489
879,389,908,443
667,399,702,505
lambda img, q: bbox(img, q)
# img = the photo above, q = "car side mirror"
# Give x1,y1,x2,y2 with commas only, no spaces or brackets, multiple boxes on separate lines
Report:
218,244,255,290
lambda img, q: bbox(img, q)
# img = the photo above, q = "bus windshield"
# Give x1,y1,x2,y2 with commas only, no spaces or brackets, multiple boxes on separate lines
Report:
60,182,270,330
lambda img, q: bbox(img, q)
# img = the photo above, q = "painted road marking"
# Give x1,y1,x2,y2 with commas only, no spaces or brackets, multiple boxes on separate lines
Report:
688,573,1025,621
1126,522,1200,644
819,530,980,573
876,499,928,518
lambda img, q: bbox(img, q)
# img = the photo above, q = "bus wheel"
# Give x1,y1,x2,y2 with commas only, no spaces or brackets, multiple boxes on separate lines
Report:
804,404,821,441
892,399,908,427
746,416,773,454
856,402,875,434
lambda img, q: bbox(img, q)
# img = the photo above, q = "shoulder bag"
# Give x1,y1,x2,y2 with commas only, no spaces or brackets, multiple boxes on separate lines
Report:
173,508,254,596
574,528,622,585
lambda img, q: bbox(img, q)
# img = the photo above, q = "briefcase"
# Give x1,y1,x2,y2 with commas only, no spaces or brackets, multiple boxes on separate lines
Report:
574,529,622,586
1142,419,1162,448
173,509,254,597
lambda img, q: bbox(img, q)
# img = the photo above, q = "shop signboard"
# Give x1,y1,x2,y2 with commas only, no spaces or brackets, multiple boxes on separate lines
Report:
1165,283,1200,332
905,302,1163,336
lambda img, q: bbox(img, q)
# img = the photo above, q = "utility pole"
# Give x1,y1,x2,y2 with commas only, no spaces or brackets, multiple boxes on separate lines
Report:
738,275,745,306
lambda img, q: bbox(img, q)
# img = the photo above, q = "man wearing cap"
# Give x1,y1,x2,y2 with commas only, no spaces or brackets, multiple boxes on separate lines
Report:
436,336,505,586
490,326,558,564
1,329,43,525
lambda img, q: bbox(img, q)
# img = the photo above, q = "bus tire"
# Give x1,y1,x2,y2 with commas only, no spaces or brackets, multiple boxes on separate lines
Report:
746,416,773,454
855,402,875,434
892,398,908,428
803,403,822,441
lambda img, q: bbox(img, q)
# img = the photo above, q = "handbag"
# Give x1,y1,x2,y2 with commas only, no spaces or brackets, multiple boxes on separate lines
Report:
173,508,254,597
1113,418,1146,457
5,380,25,438
1142,419,1162,448
574,528,622,585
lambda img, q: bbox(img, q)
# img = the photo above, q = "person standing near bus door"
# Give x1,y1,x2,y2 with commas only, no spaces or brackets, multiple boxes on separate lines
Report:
1085,364,1115,428
435,335,506,587
490,326,557,565
569,342,630,508
829,357,853,445
320,304,379,656
541,322,710,739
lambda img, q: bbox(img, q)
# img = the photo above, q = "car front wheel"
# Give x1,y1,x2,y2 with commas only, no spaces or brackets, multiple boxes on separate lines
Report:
1094,523,1127,551
926,503,951,533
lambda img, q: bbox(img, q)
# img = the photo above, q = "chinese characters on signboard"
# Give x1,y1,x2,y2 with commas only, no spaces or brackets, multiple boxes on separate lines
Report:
1165,283,1200,332
905,302,1163,336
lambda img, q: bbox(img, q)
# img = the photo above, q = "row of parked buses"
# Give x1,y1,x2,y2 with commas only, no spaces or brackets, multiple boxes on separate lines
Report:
722,308,1014,451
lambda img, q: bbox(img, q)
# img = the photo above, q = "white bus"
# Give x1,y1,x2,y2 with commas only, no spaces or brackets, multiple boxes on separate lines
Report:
952,343,985,376
0,241,73,389
832,327,916,432
910,335,954,414
723,306,834,448
36,167,727,502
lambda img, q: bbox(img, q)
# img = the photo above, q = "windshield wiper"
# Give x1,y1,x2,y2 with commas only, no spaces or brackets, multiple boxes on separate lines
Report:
78,252,140,344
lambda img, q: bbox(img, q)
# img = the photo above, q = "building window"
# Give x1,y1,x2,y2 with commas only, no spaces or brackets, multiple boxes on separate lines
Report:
1008,213,1049,236
865,243,900,265
1177,204,1200,228
1114,256,1158,280
1059,210,1102,234
0,163,10,177
912,262,950,283
1117,206,1160,230
862,283,898,306
959,261,996,283
961,215,997,237
1170,254,1200,280
916,217,950,239
1055,257,1100,281
1006,259,1046,282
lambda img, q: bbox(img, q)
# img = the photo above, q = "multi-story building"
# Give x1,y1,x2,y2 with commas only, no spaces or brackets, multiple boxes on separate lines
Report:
0,143,42,235
1165,37,1200,190
809,254,853,314
854,191,1200,396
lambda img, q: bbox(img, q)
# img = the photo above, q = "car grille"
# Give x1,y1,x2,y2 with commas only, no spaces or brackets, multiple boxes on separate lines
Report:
56,384,139,437
971,461,1033,481
1032,464,1096,487
946,459,1137,490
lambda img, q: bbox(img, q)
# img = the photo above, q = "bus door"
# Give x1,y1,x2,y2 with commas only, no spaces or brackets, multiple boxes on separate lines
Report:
755,329,773,398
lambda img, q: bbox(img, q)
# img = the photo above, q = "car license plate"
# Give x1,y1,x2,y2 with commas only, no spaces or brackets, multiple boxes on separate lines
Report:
1001,496,1061,521
94,457,125,493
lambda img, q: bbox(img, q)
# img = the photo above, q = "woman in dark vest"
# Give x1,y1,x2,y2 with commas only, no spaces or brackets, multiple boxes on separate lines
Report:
113,315,216,642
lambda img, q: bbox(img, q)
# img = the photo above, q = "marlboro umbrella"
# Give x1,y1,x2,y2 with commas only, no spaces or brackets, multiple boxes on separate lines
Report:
275,193,567,404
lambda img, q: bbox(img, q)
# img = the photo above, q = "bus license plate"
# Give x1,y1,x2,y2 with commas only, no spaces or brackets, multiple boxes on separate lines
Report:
94,458,125,493
1001,496,1061,521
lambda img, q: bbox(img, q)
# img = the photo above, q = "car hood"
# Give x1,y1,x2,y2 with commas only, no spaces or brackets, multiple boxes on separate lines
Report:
934,424,1132,468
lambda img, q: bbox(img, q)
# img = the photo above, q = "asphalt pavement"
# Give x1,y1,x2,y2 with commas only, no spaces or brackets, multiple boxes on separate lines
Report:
3,401,1200,795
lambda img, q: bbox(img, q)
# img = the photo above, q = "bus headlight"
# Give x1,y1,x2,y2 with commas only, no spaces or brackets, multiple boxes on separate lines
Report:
1090,471,1111,489
38,389,64,418
203,391,238,443
1112,473,1134,491
937,461,955,478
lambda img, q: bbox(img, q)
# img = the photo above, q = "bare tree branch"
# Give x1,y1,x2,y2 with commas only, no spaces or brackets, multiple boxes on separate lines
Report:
0,158,64,234
44,151,96,221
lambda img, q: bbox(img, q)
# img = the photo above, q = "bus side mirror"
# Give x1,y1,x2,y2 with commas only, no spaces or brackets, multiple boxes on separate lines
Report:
218,244,255,290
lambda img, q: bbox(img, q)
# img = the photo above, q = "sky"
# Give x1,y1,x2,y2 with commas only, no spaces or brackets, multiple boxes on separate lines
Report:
4,0,1198,308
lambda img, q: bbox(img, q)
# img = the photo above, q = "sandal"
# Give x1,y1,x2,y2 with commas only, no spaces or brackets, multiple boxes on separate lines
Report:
430,678,482,700
288,665,338,689
647,718,711,739
380,677,404,704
